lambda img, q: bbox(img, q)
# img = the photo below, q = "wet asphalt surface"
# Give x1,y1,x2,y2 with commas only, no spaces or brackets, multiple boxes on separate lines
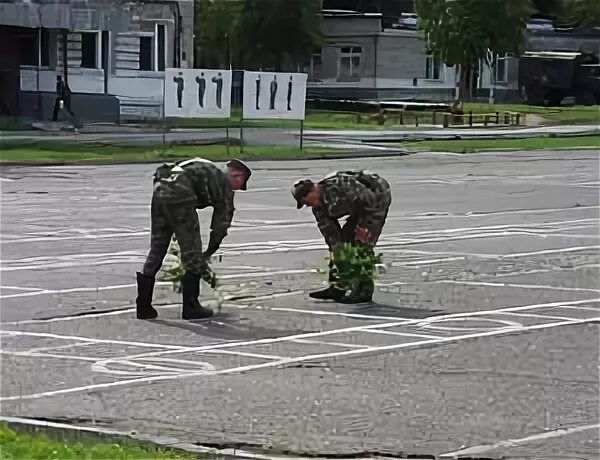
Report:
1,150,599,459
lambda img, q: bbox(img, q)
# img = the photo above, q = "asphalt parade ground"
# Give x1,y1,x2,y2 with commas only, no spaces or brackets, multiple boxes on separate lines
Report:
0,149,599,459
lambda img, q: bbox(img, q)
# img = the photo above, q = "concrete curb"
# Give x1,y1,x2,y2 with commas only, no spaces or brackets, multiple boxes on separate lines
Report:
0,149,411,168
0,415,436,460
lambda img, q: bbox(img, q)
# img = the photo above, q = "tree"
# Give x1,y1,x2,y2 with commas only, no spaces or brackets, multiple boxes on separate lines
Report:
415,0,534,104
195,0,323,71
564,0,600,28
195,0,244,68
239,0,323,70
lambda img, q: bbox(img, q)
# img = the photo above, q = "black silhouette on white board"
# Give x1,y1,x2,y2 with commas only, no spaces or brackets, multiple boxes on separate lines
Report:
173,72,184,109
195,72,206,108
255,75,261,110
269,75,278,110
212,72,223,109
287,76,293,111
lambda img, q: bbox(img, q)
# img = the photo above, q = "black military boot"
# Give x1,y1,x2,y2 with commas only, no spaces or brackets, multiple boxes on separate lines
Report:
309,285,346,300
309,260,346,300
181,271,214,320
136,272,158,319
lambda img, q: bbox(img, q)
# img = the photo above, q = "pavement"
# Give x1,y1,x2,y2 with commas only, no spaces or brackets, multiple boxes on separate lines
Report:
0,149,599,459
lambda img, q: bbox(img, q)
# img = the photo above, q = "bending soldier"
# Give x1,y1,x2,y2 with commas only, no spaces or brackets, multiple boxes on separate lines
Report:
136,158,251,320
292,170,391,303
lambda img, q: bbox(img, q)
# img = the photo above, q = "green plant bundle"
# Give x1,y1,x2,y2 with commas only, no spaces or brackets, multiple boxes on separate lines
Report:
160,237,217,293
328,243,383,293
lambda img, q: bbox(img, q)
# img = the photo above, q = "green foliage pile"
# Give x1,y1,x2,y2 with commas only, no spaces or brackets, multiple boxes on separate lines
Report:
160,237,217,293
328,243,383,293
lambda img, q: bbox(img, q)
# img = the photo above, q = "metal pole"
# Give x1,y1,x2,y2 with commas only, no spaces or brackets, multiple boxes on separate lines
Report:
299,119,304,150
226,117,230,154
239,116,244,153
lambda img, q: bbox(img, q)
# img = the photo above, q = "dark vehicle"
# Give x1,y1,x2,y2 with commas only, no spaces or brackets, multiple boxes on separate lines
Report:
518,51,600,106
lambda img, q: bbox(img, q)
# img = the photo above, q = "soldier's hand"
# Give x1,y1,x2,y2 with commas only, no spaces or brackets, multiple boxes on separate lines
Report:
355,226,370,244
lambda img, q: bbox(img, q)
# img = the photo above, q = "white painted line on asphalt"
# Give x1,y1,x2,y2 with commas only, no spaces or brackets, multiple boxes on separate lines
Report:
0,330,192,350
219,269,317,279
206,317,599,376
361,329,442,340
391,256,466,266
416,316,523,332
1,303,597,402
430,279,600,293
195,349,286,360
556,305,600,313
21,342,92,355
439,423,600,457
388,244,600,262
0,285,45,292
0,283,153,300
0,291,303,324
498,312,584,322
3,297,597,367
0,350,98,362
251,305,408,322
291,339,370,349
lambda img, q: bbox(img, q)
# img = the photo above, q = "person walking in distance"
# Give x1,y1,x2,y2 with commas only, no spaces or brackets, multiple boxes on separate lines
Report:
136,158,252,320
291,170,391,303
52,75,75,121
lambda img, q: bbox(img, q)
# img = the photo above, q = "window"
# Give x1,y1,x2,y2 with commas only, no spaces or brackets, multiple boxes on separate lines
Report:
338,46,361,80
493,53,508,83
19,29,39,66
80,32,99,68
40,28,50,66
425,55,441,80
157,24,166,71
305,49,322,79
139,36,153,70
138,25,166,71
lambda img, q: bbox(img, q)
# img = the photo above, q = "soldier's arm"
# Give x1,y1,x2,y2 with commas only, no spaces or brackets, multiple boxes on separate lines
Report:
204,176,235,258
313,207,342,249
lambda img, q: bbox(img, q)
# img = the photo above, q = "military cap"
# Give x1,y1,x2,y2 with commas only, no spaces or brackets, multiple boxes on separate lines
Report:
226,159,252,190
291,179,315,209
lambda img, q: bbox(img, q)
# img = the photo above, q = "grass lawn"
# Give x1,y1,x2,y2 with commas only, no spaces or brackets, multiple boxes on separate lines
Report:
402,134,600,153
463,103,600,125
0,423,196,460
0,143,341,164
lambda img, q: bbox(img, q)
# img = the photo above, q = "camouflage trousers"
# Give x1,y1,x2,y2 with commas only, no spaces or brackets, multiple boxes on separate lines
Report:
142,195,206,278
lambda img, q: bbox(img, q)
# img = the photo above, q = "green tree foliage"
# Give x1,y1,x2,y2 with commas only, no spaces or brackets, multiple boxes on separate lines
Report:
195,0,323,70
564,0,600,28
415,0,533,103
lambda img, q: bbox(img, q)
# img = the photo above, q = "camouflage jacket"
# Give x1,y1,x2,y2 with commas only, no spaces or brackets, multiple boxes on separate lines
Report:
312,170,391,248
153,158,235,254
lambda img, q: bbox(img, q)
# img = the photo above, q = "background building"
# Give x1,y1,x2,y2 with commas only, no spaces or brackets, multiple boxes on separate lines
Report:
0,0,194,122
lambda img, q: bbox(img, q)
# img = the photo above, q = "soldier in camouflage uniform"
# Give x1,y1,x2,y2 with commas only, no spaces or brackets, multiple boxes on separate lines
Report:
136,158,251,320
291,169,391,303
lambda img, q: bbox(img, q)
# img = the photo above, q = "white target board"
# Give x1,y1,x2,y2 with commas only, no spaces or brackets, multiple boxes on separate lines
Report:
242,71,307,120
164,68,232,118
